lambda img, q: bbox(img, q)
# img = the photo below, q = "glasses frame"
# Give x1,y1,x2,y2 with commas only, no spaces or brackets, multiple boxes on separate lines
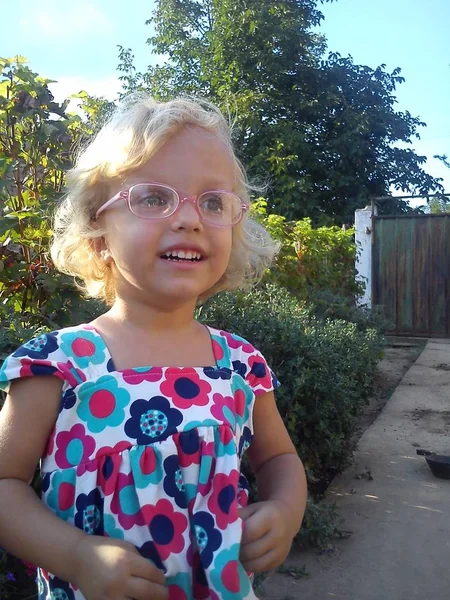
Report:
95,181,249,227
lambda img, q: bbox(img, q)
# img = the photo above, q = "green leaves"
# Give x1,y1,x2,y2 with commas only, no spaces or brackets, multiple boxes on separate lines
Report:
0,56,107,333
125,0,442,223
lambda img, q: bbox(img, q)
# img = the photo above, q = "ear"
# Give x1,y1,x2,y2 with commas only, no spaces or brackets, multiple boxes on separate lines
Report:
92,237,112,263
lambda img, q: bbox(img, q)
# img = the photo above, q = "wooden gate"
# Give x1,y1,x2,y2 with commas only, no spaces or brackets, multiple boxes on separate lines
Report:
372,214,450,337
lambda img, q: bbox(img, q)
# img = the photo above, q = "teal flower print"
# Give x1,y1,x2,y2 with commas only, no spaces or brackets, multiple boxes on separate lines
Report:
46,470,77,521
103,514,124,539
130,445,164,489
210,544,251,600
77,376,130,433
59,330,105,369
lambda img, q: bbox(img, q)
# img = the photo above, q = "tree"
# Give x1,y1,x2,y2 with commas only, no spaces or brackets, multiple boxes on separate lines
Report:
118,0,443,223
0,57,103,343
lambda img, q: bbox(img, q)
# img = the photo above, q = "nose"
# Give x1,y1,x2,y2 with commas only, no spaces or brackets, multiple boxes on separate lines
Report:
170,197,203,231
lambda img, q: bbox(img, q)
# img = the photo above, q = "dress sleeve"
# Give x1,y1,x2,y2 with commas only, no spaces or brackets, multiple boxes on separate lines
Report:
220,330,280,395
244,346,280,396
0,332,79,395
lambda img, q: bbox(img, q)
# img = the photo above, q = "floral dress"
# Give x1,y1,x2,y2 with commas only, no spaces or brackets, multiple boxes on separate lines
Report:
0,323,279,600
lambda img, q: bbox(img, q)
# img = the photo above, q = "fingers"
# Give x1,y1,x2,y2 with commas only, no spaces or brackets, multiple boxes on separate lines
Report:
241,548,280,573
130,555,166,587
240,531,273,564
125,577,168,600
241,507,272,545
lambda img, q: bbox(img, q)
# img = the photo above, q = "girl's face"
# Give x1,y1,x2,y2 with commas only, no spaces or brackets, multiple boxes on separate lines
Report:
100,126,235,309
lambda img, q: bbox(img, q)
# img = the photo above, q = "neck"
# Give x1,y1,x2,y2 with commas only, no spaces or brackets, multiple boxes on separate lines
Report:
106,295,199,335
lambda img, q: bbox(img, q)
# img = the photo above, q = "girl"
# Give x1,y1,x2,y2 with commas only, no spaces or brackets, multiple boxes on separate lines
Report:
0,95,307,600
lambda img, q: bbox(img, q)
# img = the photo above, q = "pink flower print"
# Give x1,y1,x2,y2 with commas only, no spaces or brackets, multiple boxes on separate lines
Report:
246,354,273,393
110,472,146,530
96,440,133,459
54,424,96,469
58,360,86,388
212,338,225,361
18,358,66,382
160,368,212,409
44,427,56,457
122,367,163,385
141,499,188,561
219,331,255,354
207,470,240,530
97,452,122,496
210,393,237,430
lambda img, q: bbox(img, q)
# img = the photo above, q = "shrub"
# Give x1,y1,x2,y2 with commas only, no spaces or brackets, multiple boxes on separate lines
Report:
252,199,363,302
198,284,385,486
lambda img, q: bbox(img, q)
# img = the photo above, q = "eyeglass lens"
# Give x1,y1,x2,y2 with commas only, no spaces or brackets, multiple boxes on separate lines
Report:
129,184,242,225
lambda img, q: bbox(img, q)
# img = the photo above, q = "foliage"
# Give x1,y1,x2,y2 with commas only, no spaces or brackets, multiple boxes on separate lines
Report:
252,198,361,300
0,58,104,366
117,0,443,224
198,285,385,487
0,548,36,600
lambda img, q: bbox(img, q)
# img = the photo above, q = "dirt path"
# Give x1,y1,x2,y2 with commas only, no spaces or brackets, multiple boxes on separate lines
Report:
259,338,427,600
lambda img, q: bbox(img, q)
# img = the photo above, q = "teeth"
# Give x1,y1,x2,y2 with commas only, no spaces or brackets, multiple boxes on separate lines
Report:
162,249,202,260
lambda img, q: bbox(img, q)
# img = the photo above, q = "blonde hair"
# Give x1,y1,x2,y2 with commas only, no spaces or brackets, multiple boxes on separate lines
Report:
51,93,279,305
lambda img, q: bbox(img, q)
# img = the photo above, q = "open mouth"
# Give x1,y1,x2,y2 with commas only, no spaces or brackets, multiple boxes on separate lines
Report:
160,250,204,262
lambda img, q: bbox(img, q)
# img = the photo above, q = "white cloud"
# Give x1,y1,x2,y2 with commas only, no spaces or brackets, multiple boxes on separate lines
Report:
49,75,121,114
19,0,114,39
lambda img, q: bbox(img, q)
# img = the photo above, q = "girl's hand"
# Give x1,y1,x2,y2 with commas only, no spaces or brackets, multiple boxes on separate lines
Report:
239,501,293,573
72,535,168,600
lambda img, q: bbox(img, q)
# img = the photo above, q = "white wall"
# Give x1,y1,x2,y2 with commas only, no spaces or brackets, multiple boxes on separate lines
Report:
355,206,376,307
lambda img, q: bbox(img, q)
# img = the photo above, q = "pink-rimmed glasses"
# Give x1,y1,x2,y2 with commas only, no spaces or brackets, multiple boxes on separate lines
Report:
95,182,249,227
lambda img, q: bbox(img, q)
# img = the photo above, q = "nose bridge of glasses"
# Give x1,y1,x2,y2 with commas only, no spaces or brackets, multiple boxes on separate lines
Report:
176,193,203,219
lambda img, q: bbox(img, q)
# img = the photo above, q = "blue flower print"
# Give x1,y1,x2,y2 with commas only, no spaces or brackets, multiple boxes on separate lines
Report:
59,388,76,413
138,541,165,572
238,426,253,458
59,330,105,369
104,514,124,540
125,396,183,445
77,376,130,433
203,366,232,381
163,455,188,509
46,470,77,520
41,472,51,494
48,576,75,600
74,488,104,536
193,511,222,569
13,332,58,359
232,360,247,378
210,544,251,599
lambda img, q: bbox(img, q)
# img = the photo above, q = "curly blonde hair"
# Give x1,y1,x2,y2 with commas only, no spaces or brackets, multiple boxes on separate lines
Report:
51,93,279,305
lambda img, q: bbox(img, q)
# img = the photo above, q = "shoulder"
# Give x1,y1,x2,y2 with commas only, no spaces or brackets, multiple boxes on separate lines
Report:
207,326,279,393
0,324,92,393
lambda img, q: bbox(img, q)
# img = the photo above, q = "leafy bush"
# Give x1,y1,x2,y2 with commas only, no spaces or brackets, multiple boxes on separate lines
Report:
252,199,363,302
198,284,385,486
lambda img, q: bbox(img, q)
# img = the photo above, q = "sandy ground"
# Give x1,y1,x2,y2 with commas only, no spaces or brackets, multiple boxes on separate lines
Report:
260,338,450,600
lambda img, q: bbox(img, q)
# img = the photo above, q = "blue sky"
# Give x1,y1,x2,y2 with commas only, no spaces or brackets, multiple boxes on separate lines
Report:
4,0,450,192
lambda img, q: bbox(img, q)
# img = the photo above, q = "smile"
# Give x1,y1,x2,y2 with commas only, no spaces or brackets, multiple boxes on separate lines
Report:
160,249,204,262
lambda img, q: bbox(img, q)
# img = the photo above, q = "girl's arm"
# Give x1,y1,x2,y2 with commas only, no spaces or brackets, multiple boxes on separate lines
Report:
0,377,167,599
0,376,85,581
247,390,307,531
239,390,307,572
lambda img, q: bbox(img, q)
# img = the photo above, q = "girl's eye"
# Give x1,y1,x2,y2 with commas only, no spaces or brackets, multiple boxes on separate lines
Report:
132,186,174,210
140,194,168,207
201,193,224,213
